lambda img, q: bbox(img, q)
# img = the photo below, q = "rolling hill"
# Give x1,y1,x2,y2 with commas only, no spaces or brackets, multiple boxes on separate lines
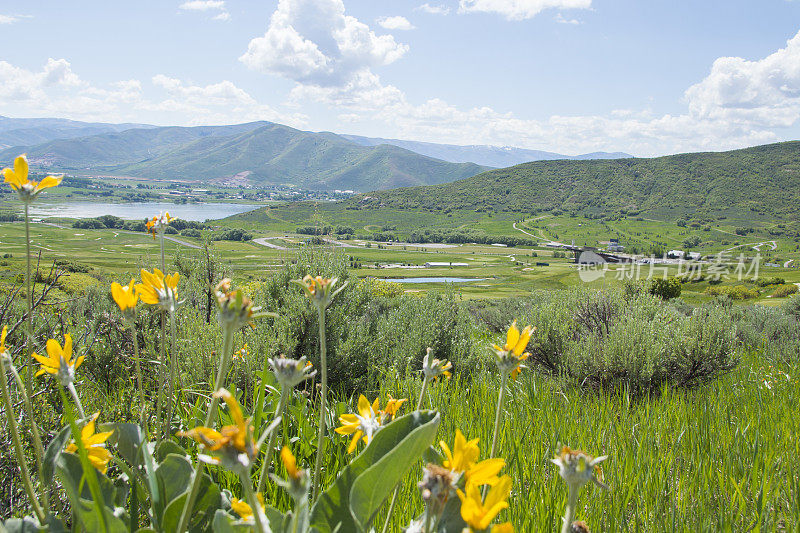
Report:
341,134,631,167
0,115,154,149
0,122,487,190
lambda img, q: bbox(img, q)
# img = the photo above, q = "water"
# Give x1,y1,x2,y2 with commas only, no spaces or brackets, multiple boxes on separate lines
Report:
381,277,487,284
28,201,261,222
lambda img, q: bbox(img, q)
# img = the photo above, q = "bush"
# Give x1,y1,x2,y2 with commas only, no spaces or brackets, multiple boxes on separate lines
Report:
706,284,760,300
783,294,800,320
771,284,798,298
520,288,738,394
647,276,682,299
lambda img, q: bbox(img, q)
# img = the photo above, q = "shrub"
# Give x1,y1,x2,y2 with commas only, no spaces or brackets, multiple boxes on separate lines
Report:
771,284,798,298
783,294,800,320
520,288,738,394
706,285,759,300
647,276,682,299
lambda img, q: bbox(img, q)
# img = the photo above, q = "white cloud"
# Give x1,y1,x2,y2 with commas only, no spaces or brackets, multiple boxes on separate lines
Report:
377,16,415,31
685,30,800,128
0,14,18,24
415,3,451,15
240,0,408,89
458,0,592,21
179,1,229,21
554,13,581,24
0,58,306,127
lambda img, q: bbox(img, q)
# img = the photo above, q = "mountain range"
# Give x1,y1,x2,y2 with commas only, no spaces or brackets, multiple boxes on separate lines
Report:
0,115,630,191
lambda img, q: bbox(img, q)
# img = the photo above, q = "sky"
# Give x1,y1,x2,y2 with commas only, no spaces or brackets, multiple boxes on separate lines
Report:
1,0,800,156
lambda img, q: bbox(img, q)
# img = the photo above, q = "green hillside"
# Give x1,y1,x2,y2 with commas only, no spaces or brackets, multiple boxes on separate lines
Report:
0,122,487,190
357,141,800,220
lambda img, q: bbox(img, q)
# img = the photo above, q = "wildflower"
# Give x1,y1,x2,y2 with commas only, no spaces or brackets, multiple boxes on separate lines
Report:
422,348,452,381
293,275,347,309
233,343,249,361
215,278,264,330
456,474,512,531
179,388,258,472
65,412,114,474
550,446,609,493
0,325,7,358
272,446,309,501
417,463,457,516
111,279,138,318
32,334,84,386
136,268,180,313
3,154,62,202
336,394,382,453
268,354,316,388
230,493,265,520
439,429,505,488
145,211,172,239
382,395,407,421
492,321,534,378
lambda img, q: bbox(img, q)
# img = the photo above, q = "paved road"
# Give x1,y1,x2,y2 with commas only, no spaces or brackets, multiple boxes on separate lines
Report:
252,237,287,250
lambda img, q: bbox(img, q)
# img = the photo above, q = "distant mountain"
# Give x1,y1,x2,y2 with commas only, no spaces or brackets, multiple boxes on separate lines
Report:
0,115,155,149
341,134,630,167
0,122,488,191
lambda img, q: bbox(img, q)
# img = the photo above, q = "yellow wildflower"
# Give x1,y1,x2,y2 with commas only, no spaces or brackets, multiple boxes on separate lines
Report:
179,388,257,469
65,412,114,474
230,493,265,520
136,268,180,312
3,154,61,202
111,279,138,314
457,474,512,531
145,212,172,238
281,445,302,480
440,429,505,488
294,274,347,309
551,446,608,492
0,325,7,356
32,334,84,385
422,348,452,381
233,343,249,361
336,394,381,453
382,395,407,420
492,321,534,378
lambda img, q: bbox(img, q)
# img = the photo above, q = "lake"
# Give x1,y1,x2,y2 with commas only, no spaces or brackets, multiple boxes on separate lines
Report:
27,202,262,222
381,277,488,284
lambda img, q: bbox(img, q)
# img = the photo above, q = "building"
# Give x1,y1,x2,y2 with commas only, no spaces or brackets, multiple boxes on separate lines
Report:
424,262,469,268
667,250,685,259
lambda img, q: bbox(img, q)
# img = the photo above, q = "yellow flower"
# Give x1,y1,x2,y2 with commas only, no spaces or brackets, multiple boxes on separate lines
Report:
0,325,7,356
145,212,172,238
233,343,249,361
3,154,62,202
336,394,381,453
294,274,347,309
440,429,505,488
382,395,407,420
136,268,180,312
491,523,514,533
65,412,114,474
179,388,257,468
32,334,84,385
230,493,265,519
281,445,301,480
422,348,452,381
457,474,512,531
111,279,138,314
551,446,609,493
492,321,533,378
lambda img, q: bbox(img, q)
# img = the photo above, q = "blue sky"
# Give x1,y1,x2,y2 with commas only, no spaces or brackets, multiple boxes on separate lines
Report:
1,0,800,156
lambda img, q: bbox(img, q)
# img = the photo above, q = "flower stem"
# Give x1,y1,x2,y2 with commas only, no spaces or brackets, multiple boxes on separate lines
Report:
9,362,48,509
68,381,87,420
490,373,508,459
256,386,288,494
311,305,328,502
561,484,578,533
129,322,147,431
155,311,167,441
176,324,235,532
0,354,45,522
166,309,179,437
241,471,267,533
24,201,33,398
381,376,432,533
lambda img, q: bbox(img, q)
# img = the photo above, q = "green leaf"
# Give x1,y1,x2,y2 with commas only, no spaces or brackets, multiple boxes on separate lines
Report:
1,517,42,533
349,410,441,530
103,423,145,467
155,453,194,506
310,410,440,533
41,425,71,487
211,511,256,533
56,452,119,509
155,440,189,462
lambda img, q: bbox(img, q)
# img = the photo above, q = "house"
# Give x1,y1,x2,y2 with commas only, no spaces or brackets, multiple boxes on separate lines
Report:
686,252,701,261
667,250,685,259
